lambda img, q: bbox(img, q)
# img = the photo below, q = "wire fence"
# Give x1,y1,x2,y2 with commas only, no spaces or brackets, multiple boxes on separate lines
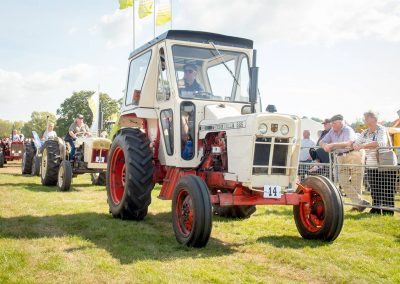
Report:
298,146,400,213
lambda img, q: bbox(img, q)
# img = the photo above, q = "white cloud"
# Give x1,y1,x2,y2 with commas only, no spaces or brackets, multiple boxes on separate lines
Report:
0,64,117,121
93,0,400,48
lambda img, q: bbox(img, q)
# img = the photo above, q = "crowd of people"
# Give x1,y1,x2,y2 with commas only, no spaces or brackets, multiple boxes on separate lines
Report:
299,111,398,215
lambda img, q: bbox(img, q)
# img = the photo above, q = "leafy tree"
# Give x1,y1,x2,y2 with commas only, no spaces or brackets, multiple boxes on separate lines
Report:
21,112,56,138
0,119,13,138
311,117,323,123
56,90,120,136
0,119,25,138
351,119,366,133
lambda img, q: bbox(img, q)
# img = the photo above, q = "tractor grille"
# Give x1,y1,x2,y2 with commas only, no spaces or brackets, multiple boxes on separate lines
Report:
92,149,109,163
253,137,289,175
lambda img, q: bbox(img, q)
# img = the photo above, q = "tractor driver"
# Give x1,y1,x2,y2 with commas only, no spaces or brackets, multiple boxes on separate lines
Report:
65,114,91,160
178,64,204,96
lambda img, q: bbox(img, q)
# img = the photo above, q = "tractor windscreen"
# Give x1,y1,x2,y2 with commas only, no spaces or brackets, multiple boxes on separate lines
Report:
172,45,250,103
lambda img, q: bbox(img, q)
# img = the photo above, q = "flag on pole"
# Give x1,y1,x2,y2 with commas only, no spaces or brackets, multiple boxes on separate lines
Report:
138,0,153,19
88,92,100,136
119,0,133,10
155,0,171,26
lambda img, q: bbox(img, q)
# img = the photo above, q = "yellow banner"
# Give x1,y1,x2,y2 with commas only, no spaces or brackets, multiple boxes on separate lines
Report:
156,1,171,26
138,0,153,19
119,0,133,10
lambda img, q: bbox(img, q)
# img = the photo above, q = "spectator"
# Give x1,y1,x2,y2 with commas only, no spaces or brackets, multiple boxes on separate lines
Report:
313,119,332,164
42,123,57,140
319,114,369,211
300,130,315,162
11,129,21,142
353,111,395,215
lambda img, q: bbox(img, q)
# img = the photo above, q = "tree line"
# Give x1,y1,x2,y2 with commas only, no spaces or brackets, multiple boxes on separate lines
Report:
0,90,120,138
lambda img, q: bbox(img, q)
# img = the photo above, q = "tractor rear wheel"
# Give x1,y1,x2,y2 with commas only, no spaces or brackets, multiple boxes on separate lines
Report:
293,175,344,241
107,128,154,220
214,205,256,219
172,175,212,247
57,160,72,191
21,144,34,174
91,172,106,185
31,156,40,176
0,152,4,168
41,140,61,186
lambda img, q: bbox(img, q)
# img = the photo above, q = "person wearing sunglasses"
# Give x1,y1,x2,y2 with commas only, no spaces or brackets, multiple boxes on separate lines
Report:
181,63,204,93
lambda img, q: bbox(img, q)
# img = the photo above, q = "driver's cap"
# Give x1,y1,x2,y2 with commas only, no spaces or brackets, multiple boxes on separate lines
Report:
76,114,84,119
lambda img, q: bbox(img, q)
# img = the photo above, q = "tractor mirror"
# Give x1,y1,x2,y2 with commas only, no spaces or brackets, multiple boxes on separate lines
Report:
249,50,258,113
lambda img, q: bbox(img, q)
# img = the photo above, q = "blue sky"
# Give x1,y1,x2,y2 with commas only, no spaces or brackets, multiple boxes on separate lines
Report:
0,0,399,124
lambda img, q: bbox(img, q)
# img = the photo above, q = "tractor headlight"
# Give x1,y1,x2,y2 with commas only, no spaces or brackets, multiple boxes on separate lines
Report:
18,150,21,153
12,150,15,154
281,124,289,135
258,123,268,134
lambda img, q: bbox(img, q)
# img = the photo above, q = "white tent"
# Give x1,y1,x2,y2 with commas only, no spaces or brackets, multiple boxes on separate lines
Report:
300,118,324,142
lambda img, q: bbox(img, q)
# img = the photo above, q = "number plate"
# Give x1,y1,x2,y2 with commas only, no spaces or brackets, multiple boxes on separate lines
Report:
263,185,282,199
95,156,105,163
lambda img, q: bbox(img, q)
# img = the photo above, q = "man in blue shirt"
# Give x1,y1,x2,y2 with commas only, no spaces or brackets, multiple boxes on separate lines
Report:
319,114,369,211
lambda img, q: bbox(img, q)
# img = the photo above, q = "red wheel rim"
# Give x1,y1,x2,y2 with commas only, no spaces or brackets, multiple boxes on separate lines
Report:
110,147,126,205
175,189,194,238
299,189,325,233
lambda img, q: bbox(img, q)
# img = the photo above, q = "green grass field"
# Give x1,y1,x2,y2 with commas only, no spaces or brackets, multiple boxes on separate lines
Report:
0,162,399,283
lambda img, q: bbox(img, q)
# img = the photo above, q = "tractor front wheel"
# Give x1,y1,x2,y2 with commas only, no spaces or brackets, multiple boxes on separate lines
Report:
106,128,154,220
293,175,344,241
172,175,212,247
31,156,40,176
91,172,106,185
57,160,72,191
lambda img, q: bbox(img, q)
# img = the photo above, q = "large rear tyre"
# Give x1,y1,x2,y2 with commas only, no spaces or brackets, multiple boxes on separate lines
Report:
0,152,4,168
172,175,212,247
31,156,40,176
41,140,61,186
57,160,72,191
106,128,154,220
91,172,106,185
293,175,344,241
21,144,34,174
214,205,256,219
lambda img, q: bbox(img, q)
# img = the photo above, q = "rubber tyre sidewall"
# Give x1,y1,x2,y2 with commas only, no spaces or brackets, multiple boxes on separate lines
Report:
58,160,72,191
172,175,212,248
293,175,344,241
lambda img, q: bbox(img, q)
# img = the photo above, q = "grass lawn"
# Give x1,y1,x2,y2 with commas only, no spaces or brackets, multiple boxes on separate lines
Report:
0,162,399,283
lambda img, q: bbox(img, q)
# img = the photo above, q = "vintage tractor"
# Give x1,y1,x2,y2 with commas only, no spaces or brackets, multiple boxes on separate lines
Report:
106,30,344,247
0,140,24,167
40,132,111,191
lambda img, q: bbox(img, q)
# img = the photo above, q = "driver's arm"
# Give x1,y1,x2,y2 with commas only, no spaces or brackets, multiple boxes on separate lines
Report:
85,125,92,137
69,130,77,139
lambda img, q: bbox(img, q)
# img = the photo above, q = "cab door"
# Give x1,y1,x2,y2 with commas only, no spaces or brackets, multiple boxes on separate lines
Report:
155,44,176,165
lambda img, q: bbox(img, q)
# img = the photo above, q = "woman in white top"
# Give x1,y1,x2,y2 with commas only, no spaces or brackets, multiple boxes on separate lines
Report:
353,111,395,215
42,123,57,140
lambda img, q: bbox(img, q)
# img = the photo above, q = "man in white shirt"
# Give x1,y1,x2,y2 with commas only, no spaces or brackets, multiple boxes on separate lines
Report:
300,130,316,162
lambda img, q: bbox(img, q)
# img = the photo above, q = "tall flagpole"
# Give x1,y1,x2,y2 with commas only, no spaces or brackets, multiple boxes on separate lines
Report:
153,0,156,38
132,0,135,50
170,0,172,30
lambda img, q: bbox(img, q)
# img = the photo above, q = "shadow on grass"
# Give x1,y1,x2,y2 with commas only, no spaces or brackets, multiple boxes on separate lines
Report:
0,212,238,264
256,235,330,249
0,182,55,192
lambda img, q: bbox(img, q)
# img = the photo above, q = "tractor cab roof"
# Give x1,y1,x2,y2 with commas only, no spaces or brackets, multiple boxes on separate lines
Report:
129,30,254,59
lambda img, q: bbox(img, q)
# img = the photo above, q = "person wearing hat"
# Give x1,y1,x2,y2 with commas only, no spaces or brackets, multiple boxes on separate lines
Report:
65,114,91,160
42,123,57,140
319,114,369,211
179,63,204,93
309,118,332,164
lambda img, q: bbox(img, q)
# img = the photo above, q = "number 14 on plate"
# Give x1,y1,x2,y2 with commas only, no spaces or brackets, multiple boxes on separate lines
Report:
263,185,282,199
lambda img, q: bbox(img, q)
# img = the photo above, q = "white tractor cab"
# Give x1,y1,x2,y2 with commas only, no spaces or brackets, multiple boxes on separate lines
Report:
40,131,111,191
108,30,344,247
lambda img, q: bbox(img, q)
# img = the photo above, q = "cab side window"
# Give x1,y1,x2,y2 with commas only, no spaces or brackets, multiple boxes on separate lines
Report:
125,50,152,106
181,102,195,160
160,109,174,155
156,48,171,101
